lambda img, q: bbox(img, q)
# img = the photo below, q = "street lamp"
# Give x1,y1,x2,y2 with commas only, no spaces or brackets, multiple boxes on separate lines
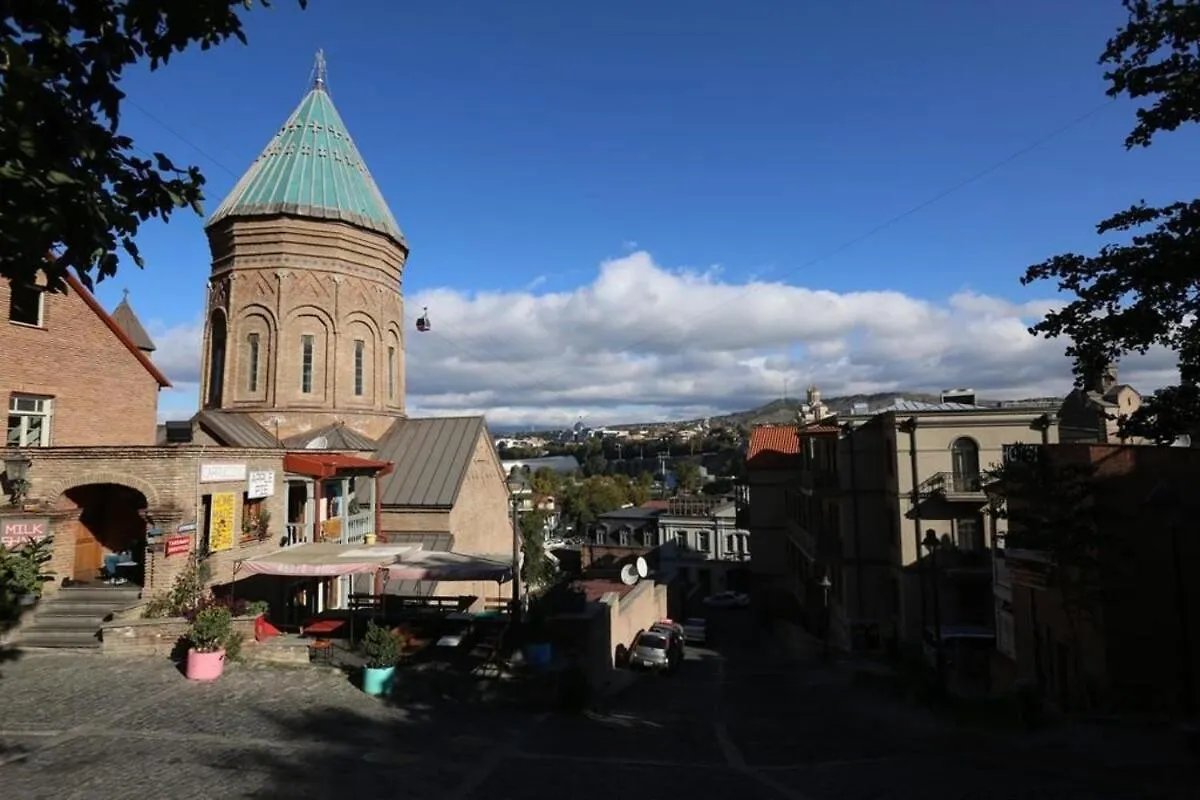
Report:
818,573,833,661
3,455,32,508
505,474,525,625
923,529,945,694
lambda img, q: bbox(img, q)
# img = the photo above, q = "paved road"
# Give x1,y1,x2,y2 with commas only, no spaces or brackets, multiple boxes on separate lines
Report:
0,613,1194,799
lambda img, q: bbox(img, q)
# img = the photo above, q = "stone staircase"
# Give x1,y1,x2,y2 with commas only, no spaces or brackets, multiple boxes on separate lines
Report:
18,585,142,649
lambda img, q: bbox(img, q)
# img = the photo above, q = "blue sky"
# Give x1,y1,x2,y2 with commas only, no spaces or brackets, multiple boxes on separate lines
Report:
104,0,1196,426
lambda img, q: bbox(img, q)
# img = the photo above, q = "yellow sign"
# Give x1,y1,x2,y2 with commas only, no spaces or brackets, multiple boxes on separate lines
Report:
209,492,236,553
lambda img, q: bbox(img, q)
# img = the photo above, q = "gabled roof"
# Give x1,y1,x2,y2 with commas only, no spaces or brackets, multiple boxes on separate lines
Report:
193,409,279,448
206,54,406,250
63,273,170,388
747,424,801,470
109,291,156,352
282,421,376,451
374,416,489,508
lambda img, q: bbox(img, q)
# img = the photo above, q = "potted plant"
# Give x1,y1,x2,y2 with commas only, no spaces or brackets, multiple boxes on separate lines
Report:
185,605,233,681
361,620,399,696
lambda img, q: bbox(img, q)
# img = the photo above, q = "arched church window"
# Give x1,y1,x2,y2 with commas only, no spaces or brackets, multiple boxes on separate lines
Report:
301,335,314,394
354,339,365,396
206,311,226,408
387,346,396,401
247,333,260,393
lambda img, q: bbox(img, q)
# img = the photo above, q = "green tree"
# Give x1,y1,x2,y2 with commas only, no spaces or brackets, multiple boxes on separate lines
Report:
530,467,561,498
1022,0,1200,442
673,460,702,494
1,0,306,291
519,510,556,589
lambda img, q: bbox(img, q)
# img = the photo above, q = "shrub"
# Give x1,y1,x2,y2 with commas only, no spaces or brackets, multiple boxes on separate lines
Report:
362,620,399,669
187,605,233,653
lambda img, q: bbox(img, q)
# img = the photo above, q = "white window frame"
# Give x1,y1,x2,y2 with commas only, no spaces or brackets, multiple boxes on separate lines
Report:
7,283,44,327
7,394,52,447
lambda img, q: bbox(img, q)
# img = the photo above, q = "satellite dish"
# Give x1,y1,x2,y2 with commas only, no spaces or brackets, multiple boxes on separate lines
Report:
619,563,639,586
305,435,329,450
635,556,648,578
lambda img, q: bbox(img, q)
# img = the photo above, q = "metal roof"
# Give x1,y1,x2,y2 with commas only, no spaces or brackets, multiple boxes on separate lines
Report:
109,292,156,352
193,410,280,448
875,399,987,413
282,422,377,451
206,53,406,249
374,416,487,508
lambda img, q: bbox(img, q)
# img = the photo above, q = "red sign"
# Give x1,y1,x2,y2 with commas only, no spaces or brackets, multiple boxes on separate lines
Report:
164,534,192,557
1,516,49,550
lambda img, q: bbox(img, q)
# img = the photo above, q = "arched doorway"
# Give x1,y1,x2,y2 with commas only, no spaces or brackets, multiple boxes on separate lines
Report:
206,310,227,408
62,484,149,585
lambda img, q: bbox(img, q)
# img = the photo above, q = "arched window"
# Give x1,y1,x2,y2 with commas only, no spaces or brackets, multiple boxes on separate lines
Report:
950,437,980,490
247,333,260,393
206,311,226,408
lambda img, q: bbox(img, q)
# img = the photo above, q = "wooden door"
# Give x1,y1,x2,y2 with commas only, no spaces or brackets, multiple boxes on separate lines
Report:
72,522,103,582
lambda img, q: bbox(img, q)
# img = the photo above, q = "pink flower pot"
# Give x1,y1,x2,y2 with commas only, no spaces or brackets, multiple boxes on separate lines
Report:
185,648,226,681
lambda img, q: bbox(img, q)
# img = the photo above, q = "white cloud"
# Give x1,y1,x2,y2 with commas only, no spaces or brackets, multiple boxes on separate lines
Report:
145,251,1179,427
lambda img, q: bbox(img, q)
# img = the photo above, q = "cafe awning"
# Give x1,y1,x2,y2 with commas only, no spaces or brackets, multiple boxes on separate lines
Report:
238,543,411,577
283,452,394,480
385,550,513,582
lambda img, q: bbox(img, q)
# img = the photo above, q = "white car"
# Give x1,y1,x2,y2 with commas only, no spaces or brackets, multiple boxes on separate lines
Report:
702,591,750,609
682,617,708,645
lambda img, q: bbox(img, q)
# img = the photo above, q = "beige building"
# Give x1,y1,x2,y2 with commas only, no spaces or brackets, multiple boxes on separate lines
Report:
781,397,1057,661
1057,363,1145,444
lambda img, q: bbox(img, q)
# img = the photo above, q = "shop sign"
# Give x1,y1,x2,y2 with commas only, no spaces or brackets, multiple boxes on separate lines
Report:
200,463,248,484
164,534,191,558
209,492,236,553
0,516,49,550
247,470,276,499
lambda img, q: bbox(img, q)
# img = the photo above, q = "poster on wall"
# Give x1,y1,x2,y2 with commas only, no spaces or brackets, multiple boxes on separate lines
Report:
164,534,191,557
208,492,236,553
246,470,276,499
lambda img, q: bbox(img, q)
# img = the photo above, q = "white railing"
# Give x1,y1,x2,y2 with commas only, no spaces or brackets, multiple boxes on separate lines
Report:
285,523,308,547
342,512,373,545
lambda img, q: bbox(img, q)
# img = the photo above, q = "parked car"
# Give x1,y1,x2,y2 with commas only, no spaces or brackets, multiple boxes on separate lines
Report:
682,617,708,645
628,630,677,673
649,620,685,659
702,591,750,609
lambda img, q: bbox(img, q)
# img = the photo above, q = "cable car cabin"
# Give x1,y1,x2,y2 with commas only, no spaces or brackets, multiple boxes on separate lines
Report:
416,307,431,332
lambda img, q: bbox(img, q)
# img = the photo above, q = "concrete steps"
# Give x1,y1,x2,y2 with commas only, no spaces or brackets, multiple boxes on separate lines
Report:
17,585,142,650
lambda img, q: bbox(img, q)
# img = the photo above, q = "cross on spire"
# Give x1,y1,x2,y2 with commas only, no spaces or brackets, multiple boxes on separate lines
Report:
312,49,328,92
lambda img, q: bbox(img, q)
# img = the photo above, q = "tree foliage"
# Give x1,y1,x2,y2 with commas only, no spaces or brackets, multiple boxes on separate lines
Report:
0,0,305,291
1021,0,1200,443
673,460,702,494
519,510,557,589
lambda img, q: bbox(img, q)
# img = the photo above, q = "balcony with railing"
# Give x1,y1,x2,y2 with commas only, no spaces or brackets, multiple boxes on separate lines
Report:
918,471,986,502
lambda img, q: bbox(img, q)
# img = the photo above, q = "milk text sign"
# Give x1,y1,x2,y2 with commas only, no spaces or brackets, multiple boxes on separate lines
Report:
200,463,247,483
1,517,49,550
247,470,276,499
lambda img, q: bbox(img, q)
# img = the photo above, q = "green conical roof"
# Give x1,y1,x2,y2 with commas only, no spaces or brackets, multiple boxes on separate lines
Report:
206,54,406,249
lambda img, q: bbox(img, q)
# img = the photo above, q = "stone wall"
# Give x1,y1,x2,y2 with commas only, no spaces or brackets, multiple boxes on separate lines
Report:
100,614,260,657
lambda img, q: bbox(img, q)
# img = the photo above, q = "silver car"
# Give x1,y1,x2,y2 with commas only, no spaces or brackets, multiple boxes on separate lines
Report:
629,630,674,672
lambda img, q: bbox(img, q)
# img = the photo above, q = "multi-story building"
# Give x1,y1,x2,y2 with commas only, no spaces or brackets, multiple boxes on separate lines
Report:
744,425,802,612
657,495,751,595
998,443,1200,715
792,396,1057,669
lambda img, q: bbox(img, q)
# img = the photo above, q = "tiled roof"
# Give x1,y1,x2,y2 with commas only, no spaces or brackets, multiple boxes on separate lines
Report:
109,292,156,352
206,54,406,249
747,425,801,470
374,416,489,508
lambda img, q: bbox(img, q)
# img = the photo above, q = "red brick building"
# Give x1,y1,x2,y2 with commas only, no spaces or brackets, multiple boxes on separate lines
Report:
1002,444,1200,717
2,275,170,447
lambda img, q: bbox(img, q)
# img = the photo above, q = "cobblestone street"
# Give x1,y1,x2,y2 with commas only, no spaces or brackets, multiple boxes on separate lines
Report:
0,614,1195,799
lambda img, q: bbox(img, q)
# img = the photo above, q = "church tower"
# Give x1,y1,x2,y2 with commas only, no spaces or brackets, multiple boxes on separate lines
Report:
199,53,408,441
